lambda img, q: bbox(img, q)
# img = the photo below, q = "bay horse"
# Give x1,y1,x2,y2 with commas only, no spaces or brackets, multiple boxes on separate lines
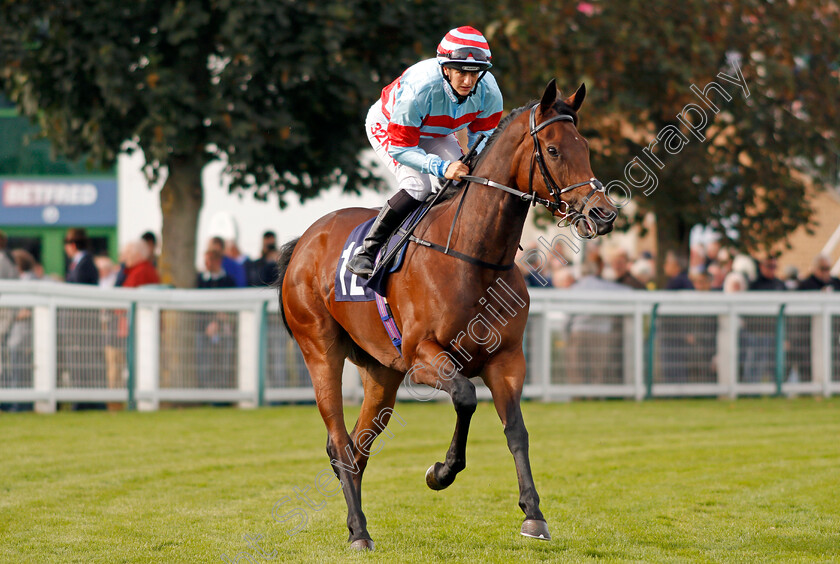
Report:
277,80,617,550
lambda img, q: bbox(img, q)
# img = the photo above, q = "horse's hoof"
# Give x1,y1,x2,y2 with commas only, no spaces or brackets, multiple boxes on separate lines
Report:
520,519,550,540
425,463,445,490
349,538,375,551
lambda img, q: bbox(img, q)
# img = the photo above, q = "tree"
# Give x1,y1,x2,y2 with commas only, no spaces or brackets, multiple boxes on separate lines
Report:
481,0,840,284
0,0,453,286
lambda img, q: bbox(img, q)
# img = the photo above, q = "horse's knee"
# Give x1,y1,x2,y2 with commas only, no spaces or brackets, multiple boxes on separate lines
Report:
450,377,477,416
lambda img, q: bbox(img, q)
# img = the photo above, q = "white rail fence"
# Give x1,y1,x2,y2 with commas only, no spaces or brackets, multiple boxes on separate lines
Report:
1,281,838,412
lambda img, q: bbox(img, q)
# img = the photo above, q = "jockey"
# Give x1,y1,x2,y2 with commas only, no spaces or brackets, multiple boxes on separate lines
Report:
347,26,504,278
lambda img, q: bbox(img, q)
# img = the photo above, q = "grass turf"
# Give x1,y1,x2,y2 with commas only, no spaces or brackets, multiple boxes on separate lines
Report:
1,398,838,563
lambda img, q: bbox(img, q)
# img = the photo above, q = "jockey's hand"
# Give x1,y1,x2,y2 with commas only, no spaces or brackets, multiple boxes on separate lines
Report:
444,161,469,181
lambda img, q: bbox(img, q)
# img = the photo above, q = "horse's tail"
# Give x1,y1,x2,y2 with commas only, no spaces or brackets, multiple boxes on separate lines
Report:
274,237,300,338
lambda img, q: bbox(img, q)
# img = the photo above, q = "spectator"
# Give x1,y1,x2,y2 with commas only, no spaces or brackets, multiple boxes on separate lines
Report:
259,244,280,286
630,258,655,290
11,249,40,281
141,231,158,267
207,236,246,287
550,263,576,289
709,248,733,290
2,252,39,411
798,254,840,291
565,257,631,384
0,230,19,279
610,249,645,289
516,241,551,287
689,268,712,291
749,253,785,291
197,248,236,289
664,251,694,290
225,239,251,288
707,262,723,291
102,241,161,410
704,240,722,269
195,248,236,388
122,240,161,287
64,228,99,285
782,265,800,290
716,248,733,275
738,253,782,381
732,253,757,284
689,244,707,271
248,231,280,286
95,255,120,288
722,271,748,293
60,228,101,405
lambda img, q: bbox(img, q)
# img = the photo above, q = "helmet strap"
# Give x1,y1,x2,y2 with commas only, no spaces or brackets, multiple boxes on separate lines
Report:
468,70,488,98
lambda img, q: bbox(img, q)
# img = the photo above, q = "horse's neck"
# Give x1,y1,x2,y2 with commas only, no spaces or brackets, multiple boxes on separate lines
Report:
439,151,529,267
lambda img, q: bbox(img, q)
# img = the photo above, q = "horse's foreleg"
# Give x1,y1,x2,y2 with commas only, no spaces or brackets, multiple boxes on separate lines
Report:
346,362,403,502
483,350,549,540
411,341,477,490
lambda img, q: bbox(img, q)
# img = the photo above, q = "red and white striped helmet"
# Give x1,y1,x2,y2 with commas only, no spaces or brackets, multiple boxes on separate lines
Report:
436,26,493,71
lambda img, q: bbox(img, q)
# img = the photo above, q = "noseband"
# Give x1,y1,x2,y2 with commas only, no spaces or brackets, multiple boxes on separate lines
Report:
462,104,606,221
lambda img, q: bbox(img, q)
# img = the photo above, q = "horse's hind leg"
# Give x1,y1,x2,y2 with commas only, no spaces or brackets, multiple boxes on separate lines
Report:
287,310,373,549
410,341,477,490
482,349,549,540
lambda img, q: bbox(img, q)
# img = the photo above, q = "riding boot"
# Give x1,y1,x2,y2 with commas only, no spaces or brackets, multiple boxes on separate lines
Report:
347,190,422,278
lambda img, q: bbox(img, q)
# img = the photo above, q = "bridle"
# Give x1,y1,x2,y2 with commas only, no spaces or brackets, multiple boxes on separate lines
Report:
462,104,606,221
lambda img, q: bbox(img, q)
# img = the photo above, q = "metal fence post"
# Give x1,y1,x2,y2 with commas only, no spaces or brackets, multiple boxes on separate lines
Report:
126,301,137,411
645,303,659,399
258,300,268,407
775,303,786,396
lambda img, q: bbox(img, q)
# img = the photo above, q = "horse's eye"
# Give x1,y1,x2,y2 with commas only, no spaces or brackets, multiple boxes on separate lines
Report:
547,146,559,157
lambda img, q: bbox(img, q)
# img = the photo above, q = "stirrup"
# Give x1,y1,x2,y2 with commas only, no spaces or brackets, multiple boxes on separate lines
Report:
347,253,375,278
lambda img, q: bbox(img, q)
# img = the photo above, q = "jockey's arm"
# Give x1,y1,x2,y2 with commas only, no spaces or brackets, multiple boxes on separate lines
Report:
388,140,468,181
387,142,451,179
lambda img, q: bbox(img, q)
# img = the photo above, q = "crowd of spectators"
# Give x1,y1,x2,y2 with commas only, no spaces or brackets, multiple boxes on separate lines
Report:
516,239,840,293
517,238,840,387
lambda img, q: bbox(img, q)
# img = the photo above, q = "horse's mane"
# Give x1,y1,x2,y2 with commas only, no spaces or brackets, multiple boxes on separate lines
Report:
475,98,578,167
436,98,578,201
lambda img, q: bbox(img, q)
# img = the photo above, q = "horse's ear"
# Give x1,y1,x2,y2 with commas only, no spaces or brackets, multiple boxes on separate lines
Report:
539,79,557,114
563,83,586,112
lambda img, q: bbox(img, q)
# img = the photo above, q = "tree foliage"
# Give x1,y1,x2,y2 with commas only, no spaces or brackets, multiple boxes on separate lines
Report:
481,0,840,275
4,0,838,285
0,0,453,285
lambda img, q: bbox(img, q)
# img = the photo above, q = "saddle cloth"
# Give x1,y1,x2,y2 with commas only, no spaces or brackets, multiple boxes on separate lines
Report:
334,208,423,302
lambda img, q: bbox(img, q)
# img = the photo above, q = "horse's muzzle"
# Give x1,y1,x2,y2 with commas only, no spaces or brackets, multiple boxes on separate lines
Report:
590,206,615,235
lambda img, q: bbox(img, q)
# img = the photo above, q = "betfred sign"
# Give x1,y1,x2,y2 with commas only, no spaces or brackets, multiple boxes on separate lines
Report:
0,177,117,226
3,181,98,207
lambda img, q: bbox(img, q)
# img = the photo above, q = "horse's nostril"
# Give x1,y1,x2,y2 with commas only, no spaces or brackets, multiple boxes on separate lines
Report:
590,207,616,225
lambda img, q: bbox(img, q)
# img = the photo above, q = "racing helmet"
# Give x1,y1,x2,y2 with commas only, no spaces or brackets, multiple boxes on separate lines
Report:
436,26,493,72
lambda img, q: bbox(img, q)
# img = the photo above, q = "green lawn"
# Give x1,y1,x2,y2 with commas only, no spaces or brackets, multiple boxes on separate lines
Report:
1,398,838,563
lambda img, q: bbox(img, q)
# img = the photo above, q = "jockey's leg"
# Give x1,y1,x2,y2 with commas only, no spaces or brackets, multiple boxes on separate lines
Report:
346,188,423,278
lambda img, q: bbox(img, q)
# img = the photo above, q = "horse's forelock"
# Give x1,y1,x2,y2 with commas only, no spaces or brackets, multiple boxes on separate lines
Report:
551,100,579,126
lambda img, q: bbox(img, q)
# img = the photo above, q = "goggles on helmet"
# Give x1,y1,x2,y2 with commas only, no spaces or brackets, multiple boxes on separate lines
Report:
439,47,492,71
